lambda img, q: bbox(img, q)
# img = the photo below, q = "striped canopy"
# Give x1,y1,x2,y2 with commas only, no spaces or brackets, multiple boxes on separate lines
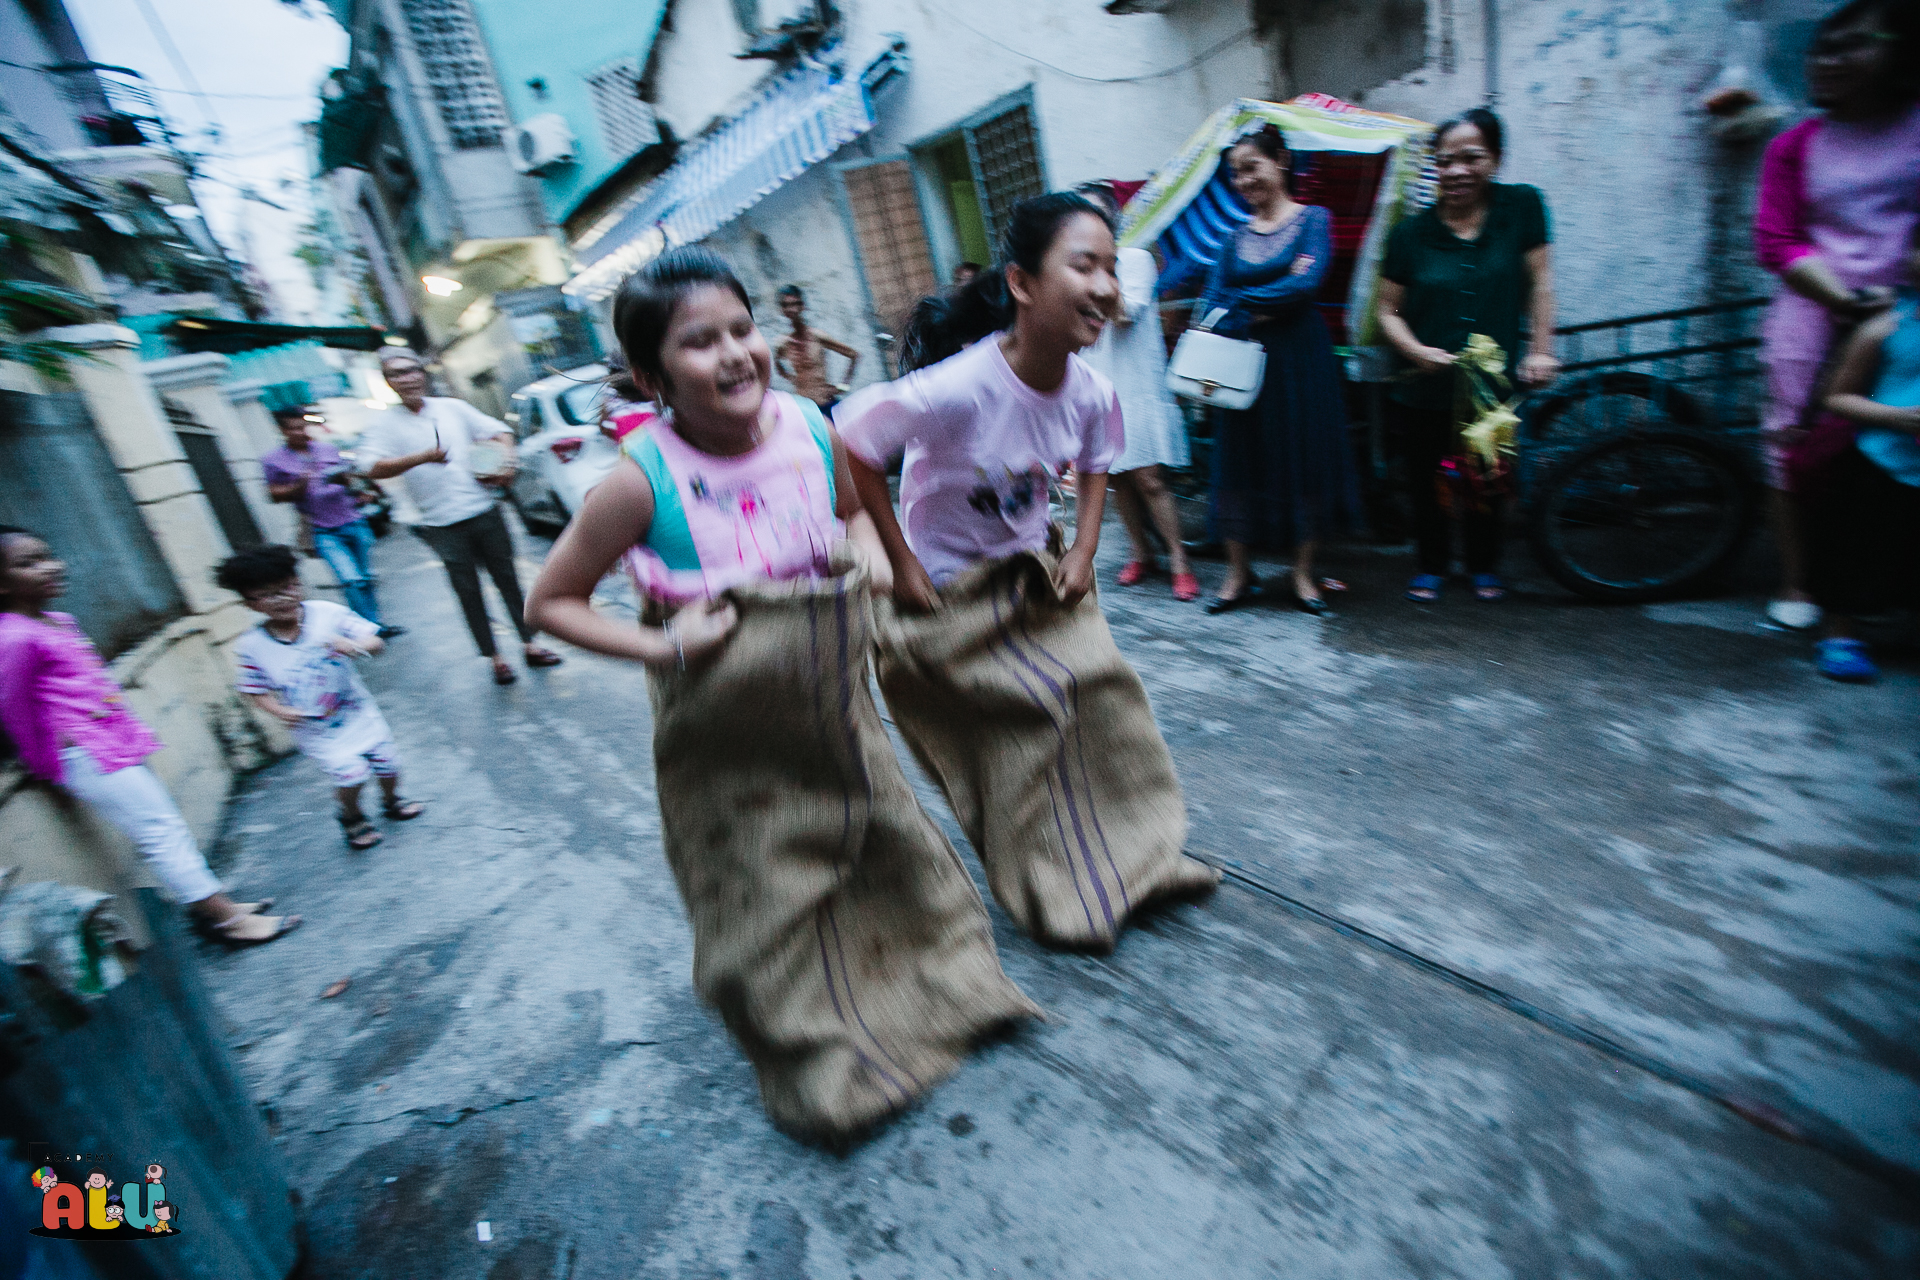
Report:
1118,96,1433,348
565,52,902,303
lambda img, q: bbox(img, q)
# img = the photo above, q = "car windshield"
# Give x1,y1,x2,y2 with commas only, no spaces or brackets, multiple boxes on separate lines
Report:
558,382,605,425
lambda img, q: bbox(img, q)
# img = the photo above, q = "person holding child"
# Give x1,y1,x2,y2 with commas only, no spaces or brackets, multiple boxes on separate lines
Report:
1752,0,1919,632
0,526,299,945
217,545,424,849
528,248,1035,1140
839,191,1219,954
1802,220,1920,682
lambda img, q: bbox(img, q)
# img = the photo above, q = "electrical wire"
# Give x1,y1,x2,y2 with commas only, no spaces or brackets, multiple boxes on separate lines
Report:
0,57,317,100
146,84,319,102
129,0,221,132
938,11,1255,84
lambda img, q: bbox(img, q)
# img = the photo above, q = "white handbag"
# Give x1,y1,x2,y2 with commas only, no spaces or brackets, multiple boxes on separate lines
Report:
1165,308,1266,411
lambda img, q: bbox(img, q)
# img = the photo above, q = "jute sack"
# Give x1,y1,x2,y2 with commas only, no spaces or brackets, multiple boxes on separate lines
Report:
647,551,1039,1140
875,545,1219,951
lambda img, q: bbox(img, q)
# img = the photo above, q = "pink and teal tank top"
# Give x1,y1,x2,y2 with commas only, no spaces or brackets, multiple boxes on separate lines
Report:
623,391,843,603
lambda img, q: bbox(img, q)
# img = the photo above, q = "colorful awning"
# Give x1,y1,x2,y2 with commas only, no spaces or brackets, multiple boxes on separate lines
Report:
1118,96,1433,349
564,45,907,303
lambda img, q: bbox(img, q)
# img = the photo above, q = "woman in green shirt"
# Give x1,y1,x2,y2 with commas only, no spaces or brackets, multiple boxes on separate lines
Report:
1377,108,1559,602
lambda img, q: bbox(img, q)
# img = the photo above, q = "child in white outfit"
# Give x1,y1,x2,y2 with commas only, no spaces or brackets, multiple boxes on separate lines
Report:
218,545,423,849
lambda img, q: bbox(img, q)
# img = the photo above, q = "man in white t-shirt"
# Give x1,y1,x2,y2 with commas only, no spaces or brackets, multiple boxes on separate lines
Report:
355,349,561,684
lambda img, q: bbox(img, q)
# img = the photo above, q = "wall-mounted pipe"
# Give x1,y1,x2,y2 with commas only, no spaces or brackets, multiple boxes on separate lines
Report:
1484,0,1500,106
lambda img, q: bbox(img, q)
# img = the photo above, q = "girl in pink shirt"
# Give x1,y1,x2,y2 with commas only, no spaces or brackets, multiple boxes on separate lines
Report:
838,193,1217,951
0,526,298,945
527,250,1033,1139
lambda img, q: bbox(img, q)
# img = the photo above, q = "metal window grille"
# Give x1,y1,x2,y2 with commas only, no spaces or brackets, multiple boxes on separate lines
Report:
964,102,1045,249
0,391,186,659
164,399,263,553
585,58,659,159
400,0,508,150
842,161,939,344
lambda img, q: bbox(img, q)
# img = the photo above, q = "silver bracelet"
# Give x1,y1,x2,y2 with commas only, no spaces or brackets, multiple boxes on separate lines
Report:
663,620,685,671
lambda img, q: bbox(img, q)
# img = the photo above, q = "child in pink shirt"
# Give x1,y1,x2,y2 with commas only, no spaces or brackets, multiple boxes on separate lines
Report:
838,192,1217,951
0,526,298,945
526,249,1032,1139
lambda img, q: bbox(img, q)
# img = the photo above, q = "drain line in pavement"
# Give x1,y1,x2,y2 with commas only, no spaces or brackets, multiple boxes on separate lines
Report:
1204,859,1918,1193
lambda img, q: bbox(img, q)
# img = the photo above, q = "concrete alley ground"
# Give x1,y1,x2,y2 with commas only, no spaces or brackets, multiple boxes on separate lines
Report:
196,515,1918,1279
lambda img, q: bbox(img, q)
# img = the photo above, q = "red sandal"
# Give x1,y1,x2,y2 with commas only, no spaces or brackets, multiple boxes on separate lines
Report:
1116,560,1153,587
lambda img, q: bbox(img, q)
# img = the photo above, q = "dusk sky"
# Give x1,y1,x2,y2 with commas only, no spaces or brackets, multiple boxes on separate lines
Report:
66,0,348,322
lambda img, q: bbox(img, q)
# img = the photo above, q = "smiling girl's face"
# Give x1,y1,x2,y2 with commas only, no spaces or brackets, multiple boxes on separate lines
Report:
647,284,773,428
1005,211,1119,354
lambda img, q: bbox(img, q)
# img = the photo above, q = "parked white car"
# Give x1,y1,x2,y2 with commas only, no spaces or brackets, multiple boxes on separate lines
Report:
505,363,629,534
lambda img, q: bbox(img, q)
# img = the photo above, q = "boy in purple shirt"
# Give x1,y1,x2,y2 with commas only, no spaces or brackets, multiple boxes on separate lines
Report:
262,406,402,637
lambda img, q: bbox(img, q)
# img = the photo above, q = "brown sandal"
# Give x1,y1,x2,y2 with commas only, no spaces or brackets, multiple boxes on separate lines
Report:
523,646,562,668
382,799,425,821
340,816,382,850
492,660,518,685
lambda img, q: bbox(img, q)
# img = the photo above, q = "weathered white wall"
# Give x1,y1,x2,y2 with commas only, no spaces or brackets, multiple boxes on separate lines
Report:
638,0,1275,394
642,0,1841,360
1354,0,1830,327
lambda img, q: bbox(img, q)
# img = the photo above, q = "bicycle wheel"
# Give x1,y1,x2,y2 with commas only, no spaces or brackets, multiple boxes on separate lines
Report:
1528,429,1755,603
1517,372,1704,495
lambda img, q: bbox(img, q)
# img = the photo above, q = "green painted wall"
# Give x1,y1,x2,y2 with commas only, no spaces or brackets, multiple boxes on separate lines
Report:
465,0,671,225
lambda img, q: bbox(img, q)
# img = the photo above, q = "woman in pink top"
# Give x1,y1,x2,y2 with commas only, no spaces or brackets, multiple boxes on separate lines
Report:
1752,0,1919,629
0,526,298,945
839,193,1217,951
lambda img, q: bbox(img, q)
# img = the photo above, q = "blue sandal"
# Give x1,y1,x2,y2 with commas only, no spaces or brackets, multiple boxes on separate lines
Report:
1815,638,1878,683
1405,573,1443,603
1471,574,1508,602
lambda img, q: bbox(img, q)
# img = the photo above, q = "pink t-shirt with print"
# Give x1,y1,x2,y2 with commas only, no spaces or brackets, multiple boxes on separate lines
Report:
835,335,1124,584
624,392,843,605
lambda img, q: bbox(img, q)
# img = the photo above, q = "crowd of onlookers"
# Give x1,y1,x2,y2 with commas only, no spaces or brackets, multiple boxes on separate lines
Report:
1085,0,1915,686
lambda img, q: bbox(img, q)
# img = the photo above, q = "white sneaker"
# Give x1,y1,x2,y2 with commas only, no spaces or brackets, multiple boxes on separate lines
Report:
1766,599,1822,630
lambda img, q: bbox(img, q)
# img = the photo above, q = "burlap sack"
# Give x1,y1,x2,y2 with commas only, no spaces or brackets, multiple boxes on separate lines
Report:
875,547,1219,952
647,552,1039,1140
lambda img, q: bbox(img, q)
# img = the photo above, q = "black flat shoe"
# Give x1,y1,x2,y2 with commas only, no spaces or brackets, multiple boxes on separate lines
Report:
1204,581,1264,615
1295,594,1333,617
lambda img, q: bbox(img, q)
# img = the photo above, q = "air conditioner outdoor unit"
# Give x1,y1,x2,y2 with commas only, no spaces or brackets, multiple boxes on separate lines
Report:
511,113,576,174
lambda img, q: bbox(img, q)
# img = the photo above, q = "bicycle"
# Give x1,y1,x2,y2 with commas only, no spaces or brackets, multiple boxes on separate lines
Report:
1516,299,1768,603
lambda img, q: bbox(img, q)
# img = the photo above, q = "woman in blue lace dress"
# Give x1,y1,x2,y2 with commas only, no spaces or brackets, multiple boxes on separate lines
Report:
1196,124,1360,615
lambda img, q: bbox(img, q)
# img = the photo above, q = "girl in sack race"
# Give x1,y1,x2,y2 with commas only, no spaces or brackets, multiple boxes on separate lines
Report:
838,191,1219,954
526,248,1036,1143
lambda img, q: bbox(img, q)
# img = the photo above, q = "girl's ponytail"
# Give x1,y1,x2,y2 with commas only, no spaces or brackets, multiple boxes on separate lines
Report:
900,267,1012,373
898,190,1109,373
